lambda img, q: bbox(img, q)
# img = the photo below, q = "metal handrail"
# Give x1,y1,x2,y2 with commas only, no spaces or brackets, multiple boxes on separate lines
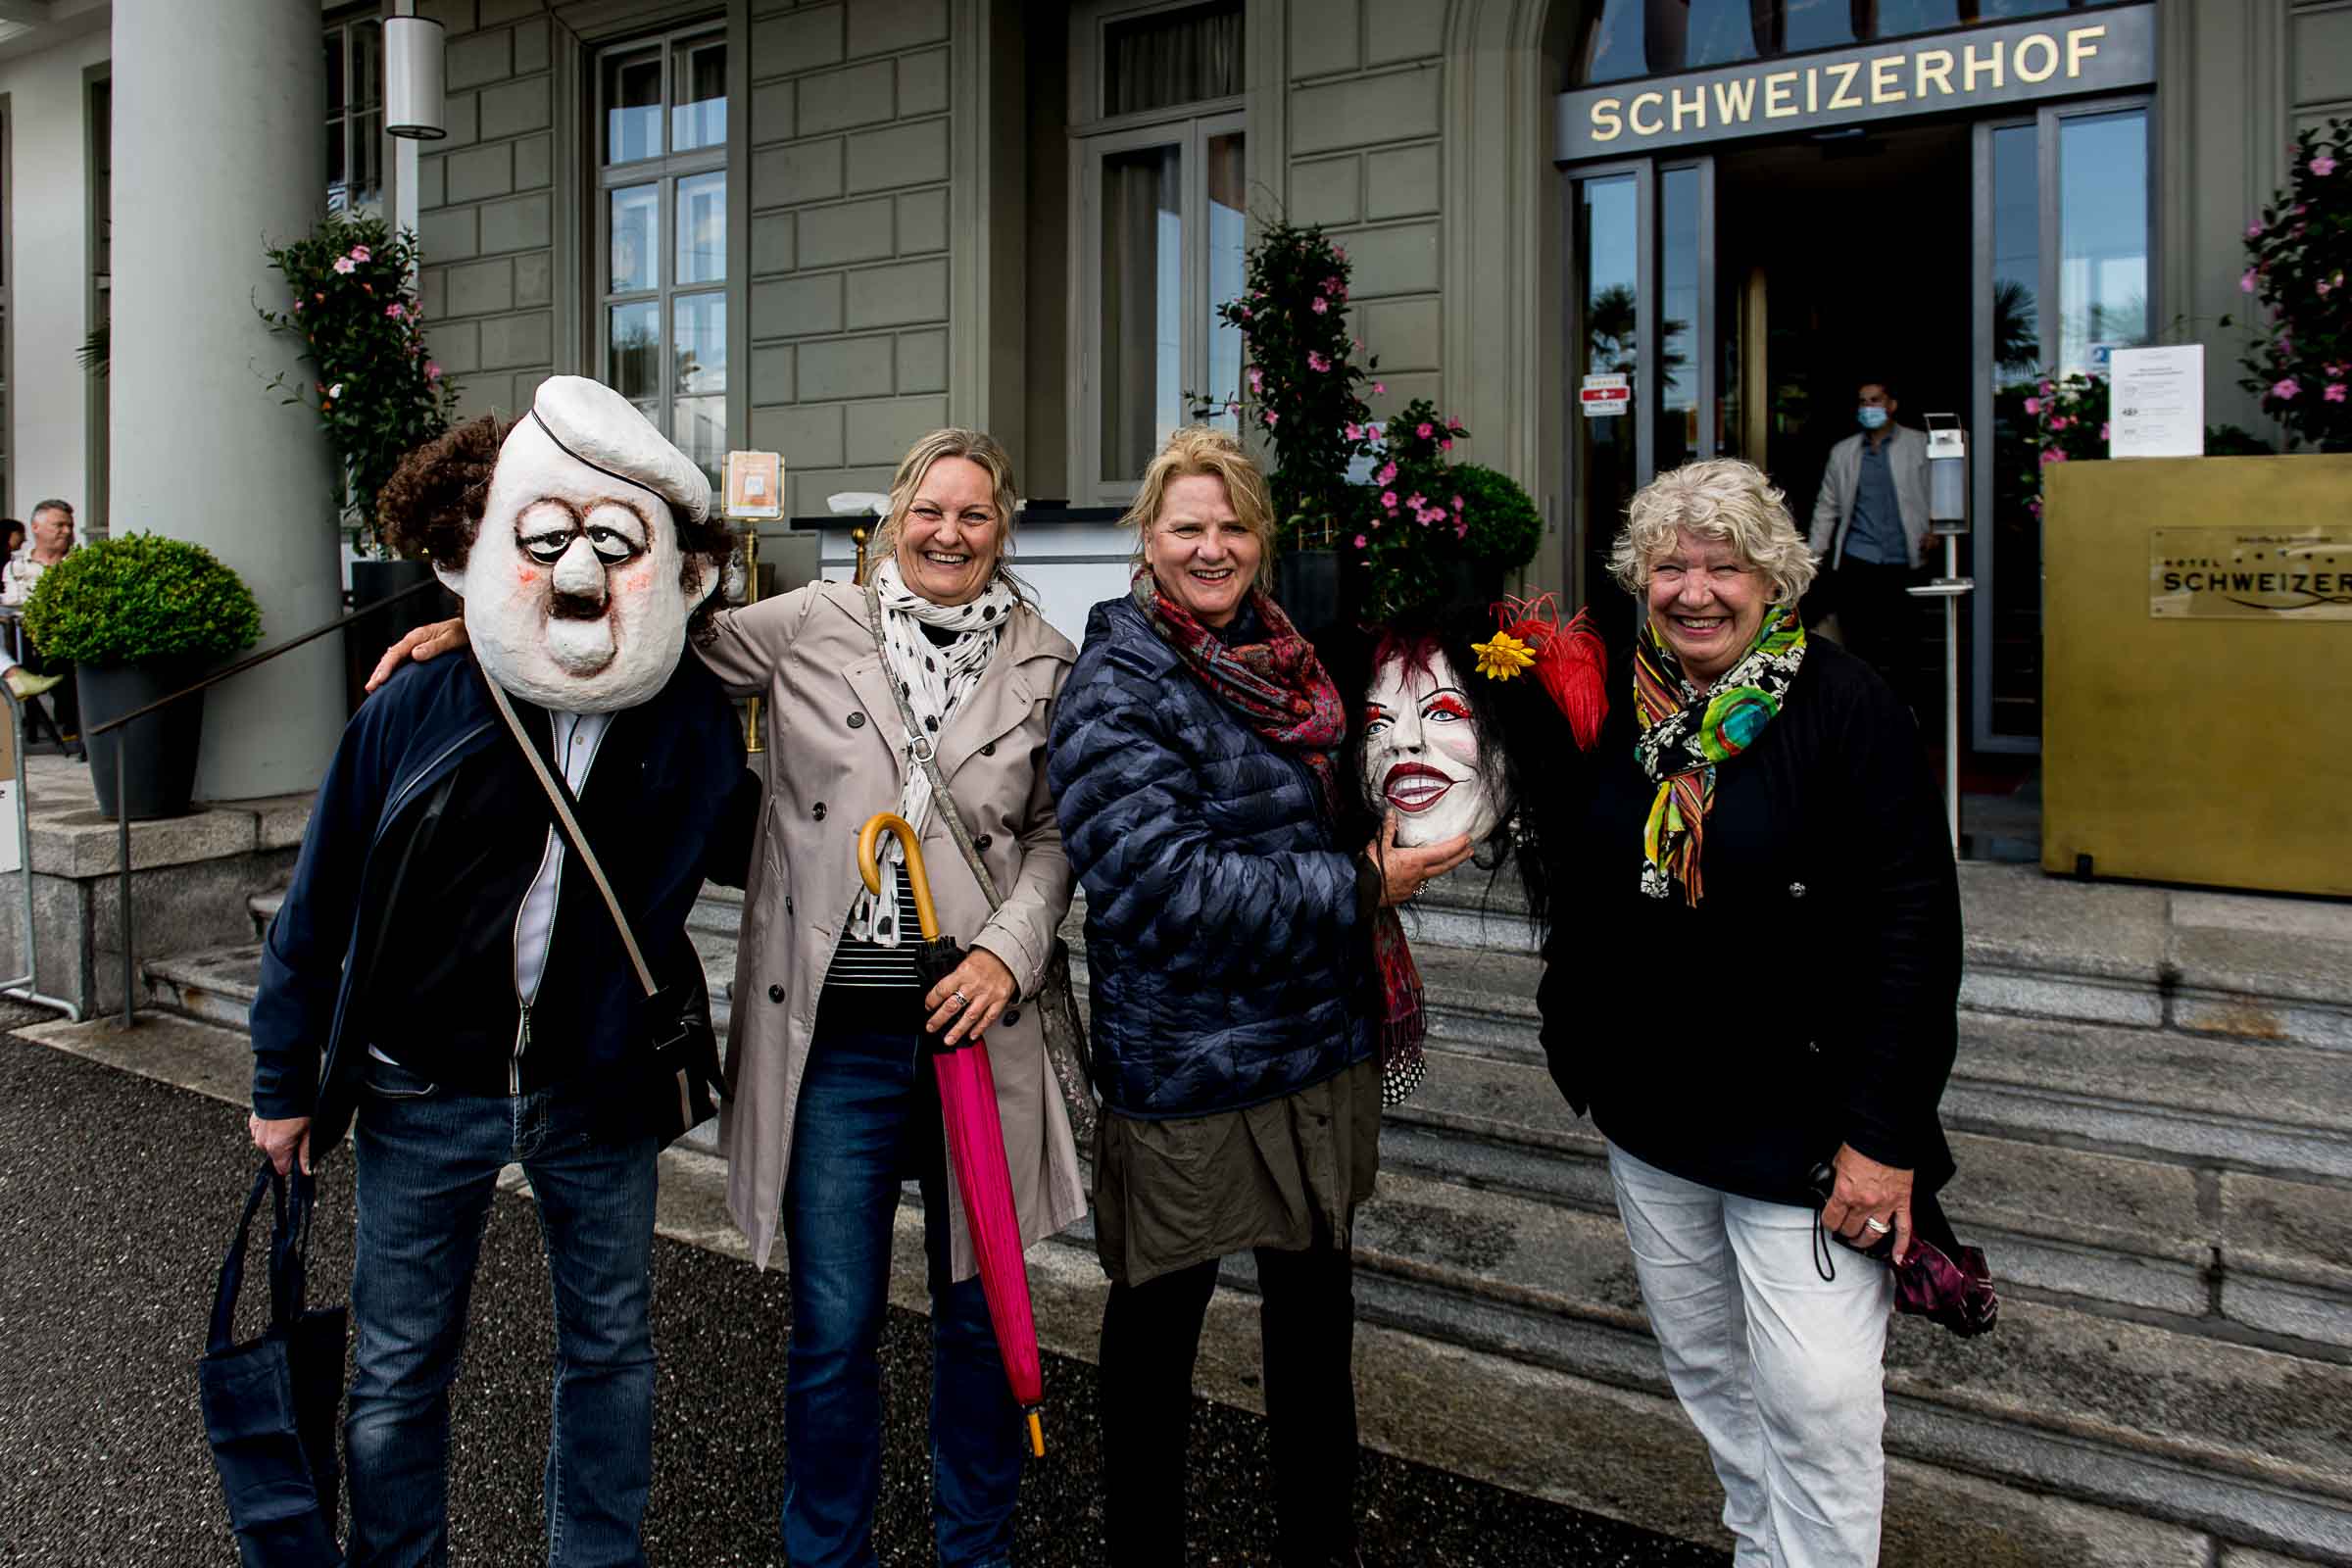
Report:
91,575,445,1027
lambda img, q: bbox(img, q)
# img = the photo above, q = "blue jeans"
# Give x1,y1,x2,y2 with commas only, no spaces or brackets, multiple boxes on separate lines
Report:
345,1054,660,1568
781,1009,1020,1568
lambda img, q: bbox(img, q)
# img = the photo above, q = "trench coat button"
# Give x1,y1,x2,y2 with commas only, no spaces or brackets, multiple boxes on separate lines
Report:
980,741,997,757
813,802,826,821
785,898,794,916
974,834,992,852
767,984,785,1004
848,711,865,728
1003,1007,1020,1026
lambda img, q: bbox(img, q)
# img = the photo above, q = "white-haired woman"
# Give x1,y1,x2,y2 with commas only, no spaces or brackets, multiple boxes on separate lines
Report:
372,428,1085,1568
1535,458,1961,1567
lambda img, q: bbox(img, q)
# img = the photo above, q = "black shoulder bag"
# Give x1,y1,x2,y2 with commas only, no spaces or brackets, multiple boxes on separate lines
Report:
484,680,722,1147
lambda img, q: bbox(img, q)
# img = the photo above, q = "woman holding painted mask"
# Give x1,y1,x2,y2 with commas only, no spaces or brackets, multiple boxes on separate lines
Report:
1049,425,1471,1567
1537,457,1962,1567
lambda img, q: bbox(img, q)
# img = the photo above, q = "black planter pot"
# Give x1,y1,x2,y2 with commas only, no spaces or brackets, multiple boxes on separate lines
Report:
78,660,206,821
1432,558,1507,615
1275,548,1349,645
345,558,457,712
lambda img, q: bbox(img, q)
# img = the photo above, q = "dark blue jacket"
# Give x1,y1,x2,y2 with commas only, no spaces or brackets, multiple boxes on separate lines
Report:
1049,595,1374,1119
249,650,745,1150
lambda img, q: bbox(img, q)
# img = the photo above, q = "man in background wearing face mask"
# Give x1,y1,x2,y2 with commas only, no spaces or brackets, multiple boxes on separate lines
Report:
1806,378,1931,705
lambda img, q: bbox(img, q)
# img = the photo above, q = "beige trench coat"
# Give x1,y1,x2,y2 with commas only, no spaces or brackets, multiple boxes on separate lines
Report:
700,580,1088,1278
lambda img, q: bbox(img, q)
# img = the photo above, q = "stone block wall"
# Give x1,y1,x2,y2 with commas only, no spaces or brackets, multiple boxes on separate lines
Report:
1282,0,1446,423
746,0,956,516
415,0,560,420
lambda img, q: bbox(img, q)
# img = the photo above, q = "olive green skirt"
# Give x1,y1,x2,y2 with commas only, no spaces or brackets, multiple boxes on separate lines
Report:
1092,1054,1382,1288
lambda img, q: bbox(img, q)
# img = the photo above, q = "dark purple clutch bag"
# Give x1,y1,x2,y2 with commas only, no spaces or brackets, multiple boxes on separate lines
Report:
1807,1165,1999,1338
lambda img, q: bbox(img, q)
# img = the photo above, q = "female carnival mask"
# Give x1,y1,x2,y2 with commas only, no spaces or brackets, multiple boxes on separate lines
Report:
435,376,714,712
1360,644,1504,849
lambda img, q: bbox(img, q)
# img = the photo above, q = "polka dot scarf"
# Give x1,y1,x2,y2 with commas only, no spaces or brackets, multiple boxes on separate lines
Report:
849,557,1017,947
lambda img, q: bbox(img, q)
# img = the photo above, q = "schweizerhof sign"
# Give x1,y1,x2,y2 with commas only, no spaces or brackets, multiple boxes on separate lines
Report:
1555,4,2154,162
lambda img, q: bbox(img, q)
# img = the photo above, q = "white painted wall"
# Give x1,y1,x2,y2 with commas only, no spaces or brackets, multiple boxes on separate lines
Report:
0,26,111,527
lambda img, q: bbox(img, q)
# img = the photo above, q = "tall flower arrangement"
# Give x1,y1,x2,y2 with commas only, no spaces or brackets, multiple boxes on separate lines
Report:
1209,220,1380,549
1352,398,1477,617
260,214,461,554
2232,118,2352,451
2009,371,2110,520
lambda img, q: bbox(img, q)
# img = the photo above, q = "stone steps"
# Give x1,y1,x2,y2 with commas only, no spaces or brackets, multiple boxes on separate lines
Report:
202,874,2352,1562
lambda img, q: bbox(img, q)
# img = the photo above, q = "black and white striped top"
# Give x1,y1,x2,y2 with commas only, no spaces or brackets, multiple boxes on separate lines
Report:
821,877,928,990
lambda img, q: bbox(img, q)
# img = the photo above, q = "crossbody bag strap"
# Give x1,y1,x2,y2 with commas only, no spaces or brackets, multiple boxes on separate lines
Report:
481,674,659,1001
864,576,1007,911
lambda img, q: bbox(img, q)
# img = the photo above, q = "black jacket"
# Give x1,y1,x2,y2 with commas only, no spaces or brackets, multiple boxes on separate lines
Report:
250,651,751,1150
1536,637,1961,1205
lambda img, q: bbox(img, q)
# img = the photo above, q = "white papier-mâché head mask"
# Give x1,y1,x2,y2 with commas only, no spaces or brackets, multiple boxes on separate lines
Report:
437,377,714,712
1360,645,1503,848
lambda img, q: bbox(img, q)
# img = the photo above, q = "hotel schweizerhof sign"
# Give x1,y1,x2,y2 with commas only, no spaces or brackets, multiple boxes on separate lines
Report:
1555,4,2156,161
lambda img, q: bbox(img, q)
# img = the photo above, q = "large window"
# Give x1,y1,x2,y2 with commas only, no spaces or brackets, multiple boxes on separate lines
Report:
325,13,384,215
1572,0,2116,83
597,25,729,486
1071,1,1246,503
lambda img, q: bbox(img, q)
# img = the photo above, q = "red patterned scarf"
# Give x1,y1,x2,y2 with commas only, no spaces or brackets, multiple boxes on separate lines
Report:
1132,568,1424,1087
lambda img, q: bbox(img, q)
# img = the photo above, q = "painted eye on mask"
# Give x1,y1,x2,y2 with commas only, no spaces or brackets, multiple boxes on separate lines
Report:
584,525,644,564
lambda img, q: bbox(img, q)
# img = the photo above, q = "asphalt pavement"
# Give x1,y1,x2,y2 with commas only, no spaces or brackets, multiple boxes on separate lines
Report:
0,1025,1724,1566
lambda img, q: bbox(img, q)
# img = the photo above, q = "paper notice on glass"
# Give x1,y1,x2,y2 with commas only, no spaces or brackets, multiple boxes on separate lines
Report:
2109,345,2204,460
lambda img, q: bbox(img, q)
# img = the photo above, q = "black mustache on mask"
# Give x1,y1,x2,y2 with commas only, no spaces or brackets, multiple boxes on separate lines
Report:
548,590,608,621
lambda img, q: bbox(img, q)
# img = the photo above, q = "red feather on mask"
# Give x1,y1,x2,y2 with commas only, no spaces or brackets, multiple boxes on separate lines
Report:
1491,594,1608,750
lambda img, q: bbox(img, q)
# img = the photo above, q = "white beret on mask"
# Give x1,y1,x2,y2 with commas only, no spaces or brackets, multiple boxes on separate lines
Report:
437,376,719,712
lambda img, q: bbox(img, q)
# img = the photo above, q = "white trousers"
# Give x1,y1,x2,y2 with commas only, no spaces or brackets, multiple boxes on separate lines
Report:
1607,1143,1895,1568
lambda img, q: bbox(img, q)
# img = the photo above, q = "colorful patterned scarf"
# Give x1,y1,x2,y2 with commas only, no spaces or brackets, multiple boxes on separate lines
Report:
1132,569,1425,1087
1632,603,1806,906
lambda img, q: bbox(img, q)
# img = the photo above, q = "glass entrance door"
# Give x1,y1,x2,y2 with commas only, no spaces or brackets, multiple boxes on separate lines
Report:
1970,97,2152,752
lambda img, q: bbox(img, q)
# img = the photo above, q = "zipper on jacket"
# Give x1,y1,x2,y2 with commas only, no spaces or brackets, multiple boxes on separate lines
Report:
512,1004,530,1096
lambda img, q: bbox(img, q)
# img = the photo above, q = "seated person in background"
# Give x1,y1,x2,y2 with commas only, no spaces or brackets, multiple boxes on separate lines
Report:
0,503,78,728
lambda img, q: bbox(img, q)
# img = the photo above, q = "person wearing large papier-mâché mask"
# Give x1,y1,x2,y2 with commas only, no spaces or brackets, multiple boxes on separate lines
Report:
437,376,714,711
1361,643,1505,850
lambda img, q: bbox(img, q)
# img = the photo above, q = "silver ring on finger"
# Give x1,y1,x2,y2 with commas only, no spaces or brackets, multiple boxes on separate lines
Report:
1863,1216,1891,1235
949,990,969,1008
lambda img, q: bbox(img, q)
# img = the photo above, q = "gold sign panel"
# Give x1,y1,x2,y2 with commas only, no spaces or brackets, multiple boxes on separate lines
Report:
2150,526,2352,621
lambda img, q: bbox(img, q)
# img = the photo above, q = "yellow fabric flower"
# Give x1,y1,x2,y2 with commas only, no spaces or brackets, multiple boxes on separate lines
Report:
1472,629,1535,680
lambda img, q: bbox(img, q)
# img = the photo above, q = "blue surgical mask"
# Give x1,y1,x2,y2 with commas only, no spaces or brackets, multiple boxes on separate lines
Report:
1857,407,1889,431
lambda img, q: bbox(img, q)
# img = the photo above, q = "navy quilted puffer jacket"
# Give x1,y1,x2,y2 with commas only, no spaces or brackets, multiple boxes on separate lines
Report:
1049,594,1375,1120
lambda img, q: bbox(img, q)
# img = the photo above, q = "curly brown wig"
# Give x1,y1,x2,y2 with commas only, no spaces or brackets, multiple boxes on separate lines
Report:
377,413,735,639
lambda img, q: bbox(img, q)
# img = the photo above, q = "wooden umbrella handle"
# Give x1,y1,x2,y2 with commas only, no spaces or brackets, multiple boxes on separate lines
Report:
856,812,942,943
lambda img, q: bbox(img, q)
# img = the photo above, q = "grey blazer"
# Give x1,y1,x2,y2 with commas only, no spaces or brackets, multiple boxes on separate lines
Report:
1807,423,1932,570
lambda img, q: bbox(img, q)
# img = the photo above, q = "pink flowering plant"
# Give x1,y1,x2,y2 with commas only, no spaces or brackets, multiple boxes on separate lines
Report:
2228,117,2352,450
1203,220,1379,549
2006,371,2110,520
260,214,461,553
1354,398,1502,617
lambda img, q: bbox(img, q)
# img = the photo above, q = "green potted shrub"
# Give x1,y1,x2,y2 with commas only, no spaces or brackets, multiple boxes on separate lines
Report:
21,533,264,819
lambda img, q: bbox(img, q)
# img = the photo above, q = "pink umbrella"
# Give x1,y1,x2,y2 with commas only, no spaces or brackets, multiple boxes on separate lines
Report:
858,812,1047,1457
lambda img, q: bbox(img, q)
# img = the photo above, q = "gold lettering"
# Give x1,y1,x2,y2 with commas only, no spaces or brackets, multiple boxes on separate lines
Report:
1806,66,1818,114
1870,55,1904,103
1823,62,1862,112
1591,98,1623,142
1916,48,1955,96
1629,90,1665,135
1712,75,1757,122
1672,84,1706,132
2067,24,2105,77
1963,41,2003,91
2015,33,2059,84
1764,72,1798,119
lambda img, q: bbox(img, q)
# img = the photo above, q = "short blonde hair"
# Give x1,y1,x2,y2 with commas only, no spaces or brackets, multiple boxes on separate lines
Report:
1608,458,1818,605
1122,425,1277,591
874,427,1020,576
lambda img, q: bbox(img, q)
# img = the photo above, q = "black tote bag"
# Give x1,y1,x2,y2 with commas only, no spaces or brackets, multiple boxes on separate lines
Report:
198,1160,347,1567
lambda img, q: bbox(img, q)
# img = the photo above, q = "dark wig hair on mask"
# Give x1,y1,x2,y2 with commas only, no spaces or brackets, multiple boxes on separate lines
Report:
1332,602,1585,933
377,413,735,641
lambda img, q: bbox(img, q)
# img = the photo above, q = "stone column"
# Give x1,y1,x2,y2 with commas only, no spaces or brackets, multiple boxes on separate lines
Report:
110,0,344,800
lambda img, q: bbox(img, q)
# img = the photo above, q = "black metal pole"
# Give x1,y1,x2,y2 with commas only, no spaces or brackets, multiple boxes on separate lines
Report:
117,731,131,1029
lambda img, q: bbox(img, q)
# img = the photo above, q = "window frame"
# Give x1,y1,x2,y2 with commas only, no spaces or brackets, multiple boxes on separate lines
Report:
1065,19,1247,505
324,8,386,218
592,22,729,481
